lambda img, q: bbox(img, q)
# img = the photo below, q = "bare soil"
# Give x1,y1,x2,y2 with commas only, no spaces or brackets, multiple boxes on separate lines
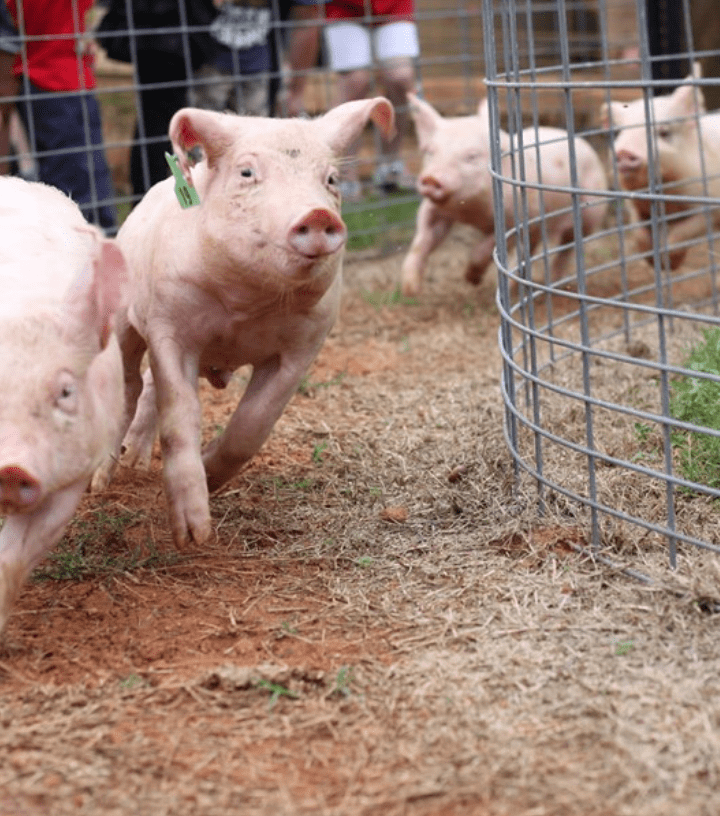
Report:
2,231,720,816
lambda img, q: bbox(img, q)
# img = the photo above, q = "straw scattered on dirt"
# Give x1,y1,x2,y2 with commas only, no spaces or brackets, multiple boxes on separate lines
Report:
2,228,720,816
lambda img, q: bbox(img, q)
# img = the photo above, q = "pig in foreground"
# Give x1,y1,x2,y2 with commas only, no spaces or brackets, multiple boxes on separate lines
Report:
93,99,395,547
401,93,609,297
602,64,720,270
0,178,127,632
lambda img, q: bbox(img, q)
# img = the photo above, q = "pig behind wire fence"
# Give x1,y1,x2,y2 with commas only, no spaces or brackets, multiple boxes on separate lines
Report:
481,0,720,580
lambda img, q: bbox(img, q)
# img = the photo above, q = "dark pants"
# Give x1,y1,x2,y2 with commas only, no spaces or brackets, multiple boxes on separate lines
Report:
17,81,117,231
131,52,192,198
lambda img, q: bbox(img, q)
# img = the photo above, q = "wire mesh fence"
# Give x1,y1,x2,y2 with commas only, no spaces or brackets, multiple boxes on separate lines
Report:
0,0,613,249
482,0,720,573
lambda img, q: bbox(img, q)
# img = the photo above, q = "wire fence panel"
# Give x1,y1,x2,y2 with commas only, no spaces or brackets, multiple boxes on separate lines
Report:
482,0,720,574
0,0,615,252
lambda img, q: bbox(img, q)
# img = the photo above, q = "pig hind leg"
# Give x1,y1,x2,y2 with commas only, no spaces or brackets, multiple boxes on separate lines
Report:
91,321,147,491
120,366,158,469
466,234,496,287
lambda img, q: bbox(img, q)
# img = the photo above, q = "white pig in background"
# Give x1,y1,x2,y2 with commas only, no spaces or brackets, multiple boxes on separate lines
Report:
401,93,609,297
602,64,720,270
0,178,127,632
92,99,394,547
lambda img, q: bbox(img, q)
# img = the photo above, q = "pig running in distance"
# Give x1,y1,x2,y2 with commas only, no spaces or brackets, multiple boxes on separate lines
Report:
93,99,395,547
0,178,127,633
401,93,609,297
601,63,720,270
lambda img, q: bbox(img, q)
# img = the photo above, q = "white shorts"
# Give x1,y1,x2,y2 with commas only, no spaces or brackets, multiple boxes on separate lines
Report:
324,20,420,72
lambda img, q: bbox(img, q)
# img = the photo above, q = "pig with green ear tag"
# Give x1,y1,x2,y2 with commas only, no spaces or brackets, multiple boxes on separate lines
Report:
0,177,128,633
601,63,720,269
93,99,395,548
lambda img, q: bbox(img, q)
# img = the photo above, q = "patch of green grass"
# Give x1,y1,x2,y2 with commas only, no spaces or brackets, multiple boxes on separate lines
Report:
297,372,345,397
33,506,165,582
669,327,720,491
255,679,300,709
360,285,418,310
312,441,328,464
343,192,419,251
329,665,355,698
614,640,635,656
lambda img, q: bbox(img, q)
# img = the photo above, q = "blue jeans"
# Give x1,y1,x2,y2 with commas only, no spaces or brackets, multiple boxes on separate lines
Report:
17,82,117,231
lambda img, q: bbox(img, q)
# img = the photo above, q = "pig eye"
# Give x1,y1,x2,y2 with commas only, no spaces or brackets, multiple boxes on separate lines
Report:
54,371,79,415
240,167,255,179
327,170,340,190
657,125,672,140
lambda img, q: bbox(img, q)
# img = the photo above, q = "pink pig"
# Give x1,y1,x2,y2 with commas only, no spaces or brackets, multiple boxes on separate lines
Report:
93,99,395,547
401,93,608,296
601,63,720,269
0,178,127,632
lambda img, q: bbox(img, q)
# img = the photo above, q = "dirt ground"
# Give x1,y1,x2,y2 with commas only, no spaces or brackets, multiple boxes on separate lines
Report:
2,228,720,816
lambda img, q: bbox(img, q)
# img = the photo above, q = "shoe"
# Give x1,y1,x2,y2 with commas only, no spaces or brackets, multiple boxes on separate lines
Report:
373,160,415,193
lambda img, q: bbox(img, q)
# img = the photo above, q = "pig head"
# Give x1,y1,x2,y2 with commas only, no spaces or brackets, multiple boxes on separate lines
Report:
94,98,395,547
402,93,608,297
0,178,127,633
602,63,720,269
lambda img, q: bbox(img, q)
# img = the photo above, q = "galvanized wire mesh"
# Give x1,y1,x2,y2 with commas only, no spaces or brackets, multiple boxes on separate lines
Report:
482,0,720,570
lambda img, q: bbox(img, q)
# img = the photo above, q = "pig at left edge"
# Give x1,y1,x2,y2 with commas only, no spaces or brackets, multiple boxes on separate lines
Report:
0,177,128,633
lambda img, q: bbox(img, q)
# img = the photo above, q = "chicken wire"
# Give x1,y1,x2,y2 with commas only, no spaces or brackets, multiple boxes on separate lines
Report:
481,0,720,571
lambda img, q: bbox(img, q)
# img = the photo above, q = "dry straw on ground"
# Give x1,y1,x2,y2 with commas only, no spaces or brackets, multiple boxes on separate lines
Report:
2,230,720,815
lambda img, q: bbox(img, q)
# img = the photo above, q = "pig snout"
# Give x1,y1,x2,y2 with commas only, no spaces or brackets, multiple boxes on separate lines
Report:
418,173,451,204
615,149,644,175
288,208,347,258
0,464,41,513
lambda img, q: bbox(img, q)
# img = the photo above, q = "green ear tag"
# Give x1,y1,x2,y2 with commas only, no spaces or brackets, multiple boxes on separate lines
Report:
165,152,200,208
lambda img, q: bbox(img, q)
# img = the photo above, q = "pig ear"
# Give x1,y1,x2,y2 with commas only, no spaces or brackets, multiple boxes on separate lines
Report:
169,107,234,185
64,236,128,351
321,97,396,155
600,101,625,130
407,92,442,146
671,77,706,117
477,97,491,132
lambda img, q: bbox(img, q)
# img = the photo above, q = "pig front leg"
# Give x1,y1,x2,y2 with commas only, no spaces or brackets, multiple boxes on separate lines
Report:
202,354,309,493
149,340,209,546
400,200,454,297
0,479,87,633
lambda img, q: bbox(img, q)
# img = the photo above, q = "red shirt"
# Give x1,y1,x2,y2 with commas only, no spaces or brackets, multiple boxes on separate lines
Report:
8,0,96,92
324,0,415,23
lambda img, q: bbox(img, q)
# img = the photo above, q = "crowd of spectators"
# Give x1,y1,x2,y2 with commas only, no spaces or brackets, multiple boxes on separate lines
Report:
0,0,421,229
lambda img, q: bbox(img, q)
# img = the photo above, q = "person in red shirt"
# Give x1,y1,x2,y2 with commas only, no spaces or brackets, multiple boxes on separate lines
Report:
5,0,116,229
322,0,419,200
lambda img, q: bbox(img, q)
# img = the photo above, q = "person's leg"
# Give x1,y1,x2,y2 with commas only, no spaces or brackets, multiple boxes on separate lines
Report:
232,74,270,116
17,84,117,229
131,52,190,198
324,21,373,199
373,20,419,191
